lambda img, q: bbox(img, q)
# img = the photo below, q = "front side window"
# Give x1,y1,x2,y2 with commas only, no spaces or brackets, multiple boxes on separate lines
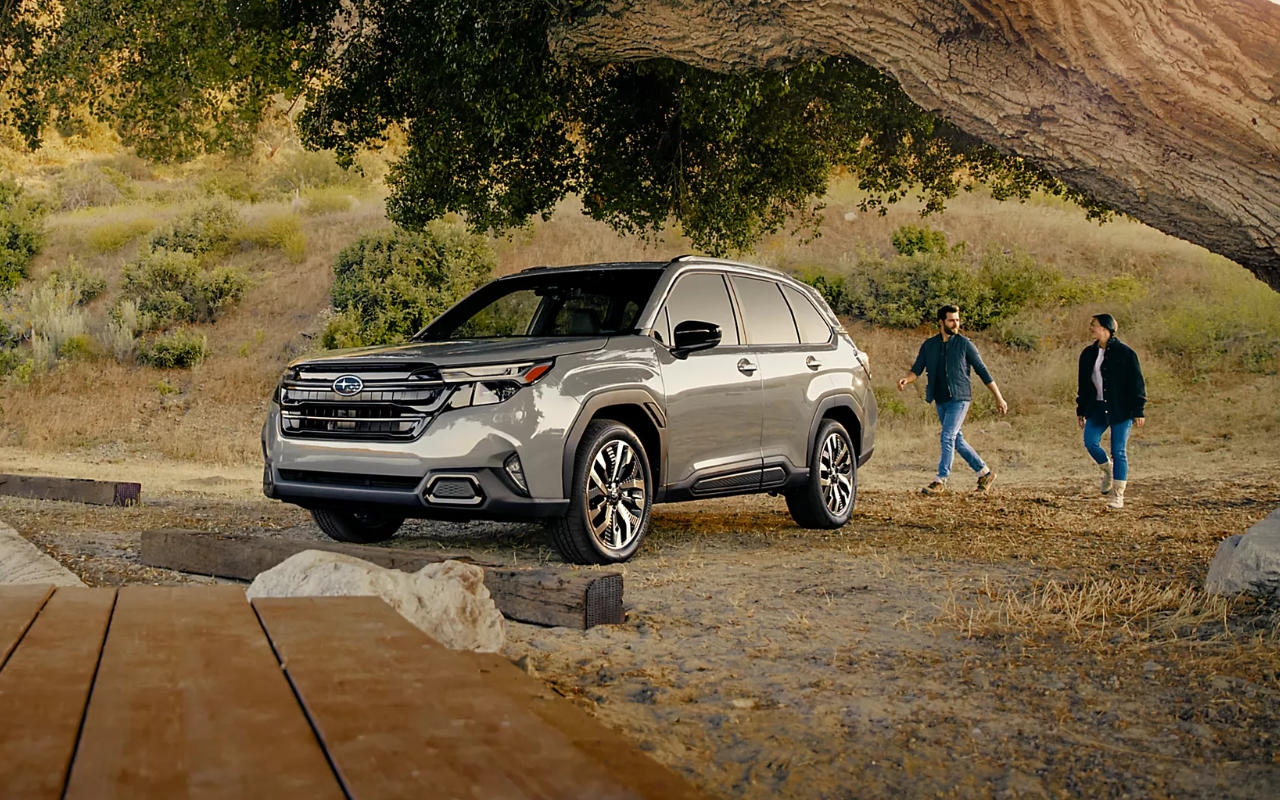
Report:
419,269,661,340
662,272,740,346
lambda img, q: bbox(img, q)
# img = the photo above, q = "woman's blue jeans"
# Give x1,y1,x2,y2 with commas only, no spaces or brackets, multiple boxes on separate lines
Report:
1084,413,1133,481
935,400,985,480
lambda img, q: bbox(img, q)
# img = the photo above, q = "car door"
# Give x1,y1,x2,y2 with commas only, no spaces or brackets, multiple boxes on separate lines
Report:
727,273,803,481
656,271,764,492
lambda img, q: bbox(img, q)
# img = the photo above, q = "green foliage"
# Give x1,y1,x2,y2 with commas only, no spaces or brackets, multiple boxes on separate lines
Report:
0,179,46,291
137,329,208,369
149,202,239,256
804,232,1074,337
17,1,338,161
9,3,1110,257
323,222,495,348
1149,297,1280,378
120,249,250,329
891,225,951,256
58,334,98,360
47,258,107,305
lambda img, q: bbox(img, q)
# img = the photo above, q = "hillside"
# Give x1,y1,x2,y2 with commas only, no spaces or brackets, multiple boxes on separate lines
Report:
1,135,1278,492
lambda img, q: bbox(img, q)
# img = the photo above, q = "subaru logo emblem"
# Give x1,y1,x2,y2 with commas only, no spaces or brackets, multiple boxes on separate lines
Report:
333,375,363,396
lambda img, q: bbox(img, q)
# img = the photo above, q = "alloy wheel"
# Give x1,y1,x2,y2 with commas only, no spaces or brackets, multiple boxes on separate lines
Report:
819,431,854,516
585,438,648,552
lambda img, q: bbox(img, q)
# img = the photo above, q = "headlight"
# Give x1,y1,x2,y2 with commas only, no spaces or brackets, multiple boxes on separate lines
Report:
443,360,553,408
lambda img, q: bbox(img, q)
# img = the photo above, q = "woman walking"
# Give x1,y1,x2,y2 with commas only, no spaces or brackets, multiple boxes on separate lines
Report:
1076,313,1146,509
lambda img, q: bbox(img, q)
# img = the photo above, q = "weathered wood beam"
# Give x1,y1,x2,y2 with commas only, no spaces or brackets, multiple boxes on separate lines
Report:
139,529,624,629
0,474,140,506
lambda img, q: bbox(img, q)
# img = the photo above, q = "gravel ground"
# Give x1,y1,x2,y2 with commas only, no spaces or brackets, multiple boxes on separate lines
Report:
3,474,1279,799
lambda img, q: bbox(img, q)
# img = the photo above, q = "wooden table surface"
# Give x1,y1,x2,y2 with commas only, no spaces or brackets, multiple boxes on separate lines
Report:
0,585,708,800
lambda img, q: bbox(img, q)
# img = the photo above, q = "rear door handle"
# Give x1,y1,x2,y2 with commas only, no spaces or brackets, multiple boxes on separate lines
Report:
737,358,757,375
805,355,822,370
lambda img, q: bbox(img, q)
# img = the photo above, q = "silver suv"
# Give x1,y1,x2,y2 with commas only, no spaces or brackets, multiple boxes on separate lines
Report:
262,256,876,564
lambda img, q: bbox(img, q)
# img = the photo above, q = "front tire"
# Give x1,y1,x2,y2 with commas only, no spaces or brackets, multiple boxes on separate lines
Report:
311,508,405,544
549,420,653,564
786,419,857,529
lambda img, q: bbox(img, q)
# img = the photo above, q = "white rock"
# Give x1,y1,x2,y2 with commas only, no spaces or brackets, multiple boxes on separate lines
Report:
1205,508,1280,598
247,550,505,652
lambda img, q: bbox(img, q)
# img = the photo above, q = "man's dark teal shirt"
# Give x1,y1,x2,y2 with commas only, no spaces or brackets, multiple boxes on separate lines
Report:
909,333,994,403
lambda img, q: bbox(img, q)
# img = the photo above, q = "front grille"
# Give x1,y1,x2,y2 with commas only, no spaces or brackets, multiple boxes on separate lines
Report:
278,373,449,441
277,469,422,490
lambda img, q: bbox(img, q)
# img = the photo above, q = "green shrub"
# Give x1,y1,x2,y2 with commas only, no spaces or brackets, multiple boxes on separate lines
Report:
0,179,46,291
137,329,208,368
48,258,107,305
87,217,155,253
806,240,1068,332
58,334,98,360
0,347,32,380
323,222,495,348
149,202,239,256
121,249,250,329
891,224,951,256
853,252,991,328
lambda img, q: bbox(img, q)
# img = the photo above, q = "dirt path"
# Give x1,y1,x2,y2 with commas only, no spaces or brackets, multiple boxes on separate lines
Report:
2,464,1278,798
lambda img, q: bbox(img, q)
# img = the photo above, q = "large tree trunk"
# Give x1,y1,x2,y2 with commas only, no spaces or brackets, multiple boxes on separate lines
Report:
550,0,1280,291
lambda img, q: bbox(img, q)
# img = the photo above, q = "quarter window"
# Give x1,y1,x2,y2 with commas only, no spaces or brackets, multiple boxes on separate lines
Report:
781,284,834,345
663,273,740,346
731,277,800,345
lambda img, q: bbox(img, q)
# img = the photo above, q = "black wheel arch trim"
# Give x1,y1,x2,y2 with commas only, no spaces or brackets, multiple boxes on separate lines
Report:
806,394,870,466
561,389,667,498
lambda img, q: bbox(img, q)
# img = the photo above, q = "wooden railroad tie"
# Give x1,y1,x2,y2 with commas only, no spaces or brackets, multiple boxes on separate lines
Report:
139,529,624,630
0,474,140,506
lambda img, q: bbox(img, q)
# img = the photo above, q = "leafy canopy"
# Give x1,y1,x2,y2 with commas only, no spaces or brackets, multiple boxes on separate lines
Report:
3,1,1108,254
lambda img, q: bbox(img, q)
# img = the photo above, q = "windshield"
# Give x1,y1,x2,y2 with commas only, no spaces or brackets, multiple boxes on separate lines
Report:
416,269,663,341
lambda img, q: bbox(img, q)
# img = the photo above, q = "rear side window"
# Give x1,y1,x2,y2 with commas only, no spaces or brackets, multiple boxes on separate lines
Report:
730,276,800,345
663,273,740,346
781,284,834,345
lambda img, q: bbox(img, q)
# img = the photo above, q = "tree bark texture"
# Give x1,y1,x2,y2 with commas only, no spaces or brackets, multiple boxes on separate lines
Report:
550,1,1280,291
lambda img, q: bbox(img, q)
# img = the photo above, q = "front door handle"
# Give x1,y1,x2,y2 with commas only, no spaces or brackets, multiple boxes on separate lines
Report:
737,358,757,375
805,355,822,370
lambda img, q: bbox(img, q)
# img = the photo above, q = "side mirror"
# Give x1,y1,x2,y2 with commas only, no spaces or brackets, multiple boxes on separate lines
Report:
671,319,721,358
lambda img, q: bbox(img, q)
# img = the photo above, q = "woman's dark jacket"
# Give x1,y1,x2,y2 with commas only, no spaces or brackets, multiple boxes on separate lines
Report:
1076,339,1146,422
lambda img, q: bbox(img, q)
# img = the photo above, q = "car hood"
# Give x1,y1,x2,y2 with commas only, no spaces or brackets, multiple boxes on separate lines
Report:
290,337,609,372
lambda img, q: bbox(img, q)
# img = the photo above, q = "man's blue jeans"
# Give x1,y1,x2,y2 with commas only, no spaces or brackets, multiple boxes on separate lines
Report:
1084,414,1133,481
935,400,985,480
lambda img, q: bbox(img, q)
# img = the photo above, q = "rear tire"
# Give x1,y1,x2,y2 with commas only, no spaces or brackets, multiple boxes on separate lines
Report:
311,508,404,544
548,420,652,564
786,419,857,529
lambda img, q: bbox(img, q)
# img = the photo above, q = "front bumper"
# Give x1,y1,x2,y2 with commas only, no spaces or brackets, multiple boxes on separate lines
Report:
263,462,568,520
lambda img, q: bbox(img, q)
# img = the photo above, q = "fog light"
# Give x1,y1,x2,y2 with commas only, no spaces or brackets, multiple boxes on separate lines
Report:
503,453,528,495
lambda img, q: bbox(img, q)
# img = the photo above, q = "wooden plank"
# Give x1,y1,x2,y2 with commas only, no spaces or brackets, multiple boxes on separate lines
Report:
0,584,53,668
0,473,140,506
255,596,706,800
141,528,624,629
63,586,344,800
0,588,116,800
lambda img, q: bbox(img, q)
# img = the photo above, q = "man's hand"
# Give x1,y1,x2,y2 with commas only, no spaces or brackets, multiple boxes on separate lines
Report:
896,377,908,392
897,372,916,392
996,397,1009,415
1134,417,1145,428
1078,416,1086,429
